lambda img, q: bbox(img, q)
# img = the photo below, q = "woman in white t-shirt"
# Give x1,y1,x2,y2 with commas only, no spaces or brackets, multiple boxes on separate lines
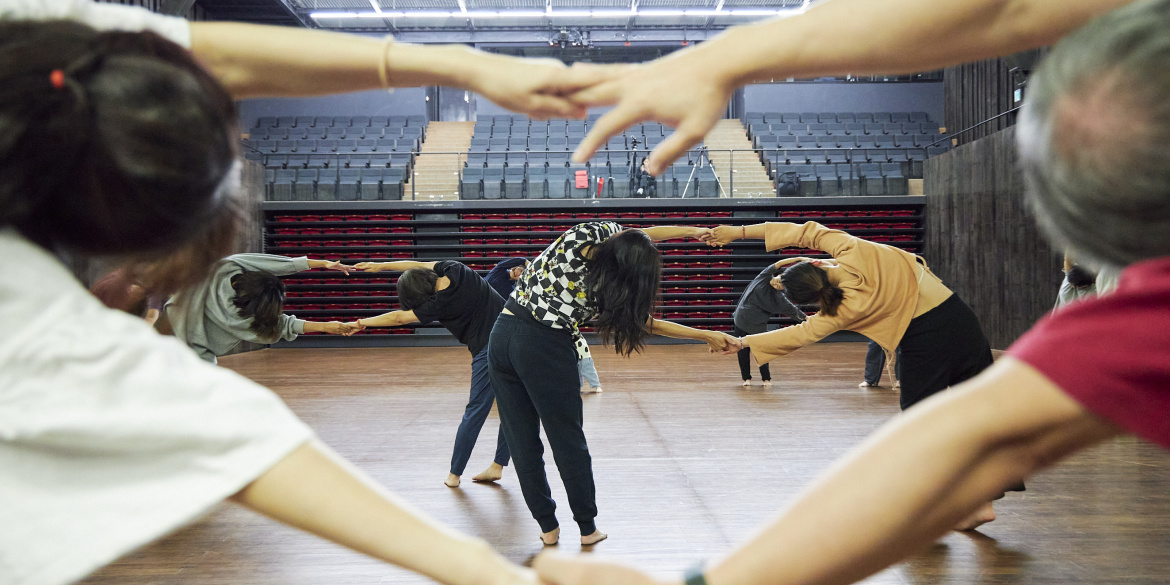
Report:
0,20,533,585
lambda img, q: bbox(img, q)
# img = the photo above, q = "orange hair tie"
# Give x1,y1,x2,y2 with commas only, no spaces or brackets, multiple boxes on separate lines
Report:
49,69,65,89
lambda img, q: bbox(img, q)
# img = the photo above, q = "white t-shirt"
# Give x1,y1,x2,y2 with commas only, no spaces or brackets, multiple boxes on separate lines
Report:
0,0,191,47
0,229,312,585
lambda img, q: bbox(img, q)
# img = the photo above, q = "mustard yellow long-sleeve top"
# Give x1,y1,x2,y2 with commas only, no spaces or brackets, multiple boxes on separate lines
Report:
744,222,951,364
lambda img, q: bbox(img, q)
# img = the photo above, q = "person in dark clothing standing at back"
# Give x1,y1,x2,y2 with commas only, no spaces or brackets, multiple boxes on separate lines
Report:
732,258,810,386
348,259,511,488
485,257,529,300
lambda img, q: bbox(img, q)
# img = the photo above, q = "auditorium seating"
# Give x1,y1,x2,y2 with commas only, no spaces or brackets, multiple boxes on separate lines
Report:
459,113,719,201
247,115,425,201
745,110,950,195
262,200,924,343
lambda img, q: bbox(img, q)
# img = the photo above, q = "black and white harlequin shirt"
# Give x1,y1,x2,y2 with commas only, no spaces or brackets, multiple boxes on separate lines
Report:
513,222,622,357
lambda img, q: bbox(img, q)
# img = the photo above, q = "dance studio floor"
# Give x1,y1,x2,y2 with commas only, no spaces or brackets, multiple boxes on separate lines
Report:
81,343,1170,584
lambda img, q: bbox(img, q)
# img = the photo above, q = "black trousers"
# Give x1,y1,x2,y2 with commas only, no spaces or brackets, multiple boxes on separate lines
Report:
488,302,597,535
899,294,1026,494
898,294,993,410
733,325,770,381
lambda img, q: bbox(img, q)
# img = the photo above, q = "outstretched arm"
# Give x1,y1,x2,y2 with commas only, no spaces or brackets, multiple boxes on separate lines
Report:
647,317,740,353
533,357,1120,585
234,440,534,585
353,261,438,273
354,310,420,329
189,22,589,119
639,226,712,243
568,0,1134,173
302,321,362,336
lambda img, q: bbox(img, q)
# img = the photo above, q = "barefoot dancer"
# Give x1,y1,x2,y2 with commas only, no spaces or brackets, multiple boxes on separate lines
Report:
487,222,738,546
707,221,1017,529
348,260,512,488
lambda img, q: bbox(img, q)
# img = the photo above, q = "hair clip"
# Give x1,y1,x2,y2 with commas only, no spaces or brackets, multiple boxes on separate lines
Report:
50,69,65,89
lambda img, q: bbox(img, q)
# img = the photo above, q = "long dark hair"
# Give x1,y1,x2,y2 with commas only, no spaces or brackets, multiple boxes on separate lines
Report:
780,261,845,316
397,268,439,310
0,21,240,291
231,271,285,340
584,229,662,356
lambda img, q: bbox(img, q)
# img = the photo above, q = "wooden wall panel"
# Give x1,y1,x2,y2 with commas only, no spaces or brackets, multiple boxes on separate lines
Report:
923,126,1062,350
943,57,1017,147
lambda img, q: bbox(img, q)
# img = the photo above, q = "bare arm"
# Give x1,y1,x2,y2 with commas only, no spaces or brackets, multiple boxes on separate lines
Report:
568,0,1134,172
353,261,437,273
638,226,710,243
356,310,420,328
189,23,589,118
534,357,1121,585
302,321,361,335
647,317,738,352
234,440,534,585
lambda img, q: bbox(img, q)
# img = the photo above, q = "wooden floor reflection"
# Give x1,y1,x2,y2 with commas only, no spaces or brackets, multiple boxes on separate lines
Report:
81,344,1170,584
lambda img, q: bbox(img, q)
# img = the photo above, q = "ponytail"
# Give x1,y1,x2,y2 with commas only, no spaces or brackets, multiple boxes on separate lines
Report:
779,261,845,317
0,21,239,289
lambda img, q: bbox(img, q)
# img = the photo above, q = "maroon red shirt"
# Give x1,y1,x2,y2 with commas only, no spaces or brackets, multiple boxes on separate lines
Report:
1008,256,1170,448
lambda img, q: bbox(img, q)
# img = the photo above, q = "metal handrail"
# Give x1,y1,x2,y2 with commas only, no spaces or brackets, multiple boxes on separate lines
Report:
243,141,937,200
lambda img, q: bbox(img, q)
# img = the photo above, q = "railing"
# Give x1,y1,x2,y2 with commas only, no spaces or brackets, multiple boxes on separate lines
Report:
928,106,1021,147
242,141,943,200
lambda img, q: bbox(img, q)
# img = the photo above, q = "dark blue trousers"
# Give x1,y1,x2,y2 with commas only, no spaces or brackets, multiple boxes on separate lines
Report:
449,348,510,476
488,307,598,536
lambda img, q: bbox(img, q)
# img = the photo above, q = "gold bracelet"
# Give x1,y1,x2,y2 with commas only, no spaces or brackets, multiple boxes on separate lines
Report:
378,35,395,89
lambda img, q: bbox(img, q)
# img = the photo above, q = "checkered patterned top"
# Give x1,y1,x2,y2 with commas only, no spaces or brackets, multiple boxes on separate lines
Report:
512,222,622,357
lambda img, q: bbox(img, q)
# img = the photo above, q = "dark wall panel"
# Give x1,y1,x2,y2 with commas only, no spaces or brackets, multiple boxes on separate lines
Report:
744,82,945,124
923,126,1061,349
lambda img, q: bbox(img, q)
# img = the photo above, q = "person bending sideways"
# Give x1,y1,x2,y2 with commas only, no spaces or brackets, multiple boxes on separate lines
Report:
347,259,514,488
732,260,809,387
488,222,738,547
164,253,359,364
533,2,1170,584
1054,253,1098,312
705,221,1012,529
0,20,535,585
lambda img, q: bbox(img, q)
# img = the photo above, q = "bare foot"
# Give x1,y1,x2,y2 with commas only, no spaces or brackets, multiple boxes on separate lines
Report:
859,381,875,388
762,380,772,387
472,463,504,483
741,380,751,387
581,386,603,394
581,530,608,546
444,473,460,488
954,502,996,531
540,527,560,546
893,380,901,389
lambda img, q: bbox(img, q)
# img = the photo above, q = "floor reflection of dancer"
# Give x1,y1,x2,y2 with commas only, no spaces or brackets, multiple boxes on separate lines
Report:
348,259,513,488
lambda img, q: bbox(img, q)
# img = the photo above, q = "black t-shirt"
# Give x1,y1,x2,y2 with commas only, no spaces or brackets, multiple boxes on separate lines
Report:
410,261,504,355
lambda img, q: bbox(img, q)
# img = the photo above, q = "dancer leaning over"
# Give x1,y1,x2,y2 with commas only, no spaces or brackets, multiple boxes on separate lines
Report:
706,220,1014,530
348,259,515,488
164,253,360,363
488,222,739,546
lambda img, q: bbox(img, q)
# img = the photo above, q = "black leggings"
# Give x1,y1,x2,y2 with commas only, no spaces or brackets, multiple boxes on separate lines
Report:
733,325,770,381
899,294,1024,494
488,301,598,536
898,294,993,410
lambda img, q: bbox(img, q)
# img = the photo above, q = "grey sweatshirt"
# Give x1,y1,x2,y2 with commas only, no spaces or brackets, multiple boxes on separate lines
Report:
165,254,309,363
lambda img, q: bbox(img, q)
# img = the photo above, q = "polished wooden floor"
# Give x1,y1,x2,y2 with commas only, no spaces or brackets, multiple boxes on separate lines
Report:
82,344,1170,584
